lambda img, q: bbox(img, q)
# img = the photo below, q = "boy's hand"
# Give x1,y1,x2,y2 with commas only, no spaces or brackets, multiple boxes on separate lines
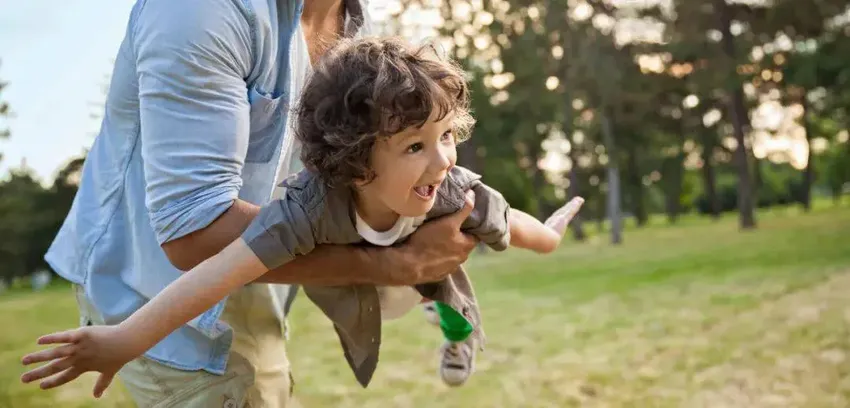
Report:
543,197,585,236
21,325,141,398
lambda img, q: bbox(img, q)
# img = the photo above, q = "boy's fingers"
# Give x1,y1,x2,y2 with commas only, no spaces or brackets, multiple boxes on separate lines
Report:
547,215,568,234
555,197,584,220
40,367,83,390
37,329,83,345
93,372,116,398
20,357,74,384
22,343,78,366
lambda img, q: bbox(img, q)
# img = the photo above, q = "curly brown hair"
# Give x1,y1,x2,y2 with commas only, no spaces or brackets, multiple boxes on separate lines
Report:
294,36,475,187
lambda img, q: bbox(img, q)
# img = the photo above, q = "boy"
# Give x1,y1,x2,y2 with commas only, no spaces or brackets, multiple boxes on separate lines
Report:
21,36,583,397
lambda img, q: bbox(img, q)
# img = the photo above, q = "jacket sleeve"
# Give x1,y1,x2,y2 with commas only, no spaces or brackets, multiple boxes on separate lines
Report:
462,180,512,251
241,194,317,270
133,0,254,245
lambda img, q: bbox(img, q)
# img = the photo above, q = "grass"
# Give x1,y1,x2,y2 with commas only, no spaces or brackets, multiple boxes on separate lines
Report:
2,203,850,407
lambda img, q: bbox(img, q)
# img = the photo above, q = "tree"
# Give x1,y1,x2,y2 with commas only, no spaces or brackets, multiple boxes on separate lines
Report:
0,61,10,163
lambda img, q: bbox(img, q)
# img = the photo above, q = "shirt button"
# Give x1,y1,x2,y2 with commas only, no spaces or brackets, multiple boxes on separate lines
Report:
223,398,237,408
371,337,376,343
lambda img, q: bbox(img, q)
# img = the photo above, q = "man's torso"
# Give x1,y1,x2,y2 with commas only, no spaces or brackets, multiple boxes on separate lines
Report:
45,0,371,374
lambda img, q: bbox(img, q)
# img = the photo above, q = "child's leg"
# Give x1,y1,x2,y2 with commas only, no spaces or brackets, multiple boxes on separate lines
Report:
433,301,476,386
434,301,473,342
421,300,441,326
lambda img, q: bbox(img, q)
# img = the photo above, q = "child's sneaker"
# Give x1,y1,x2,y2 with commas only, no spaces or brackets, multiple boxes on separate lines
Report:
439,340,475,387
422,301,441,326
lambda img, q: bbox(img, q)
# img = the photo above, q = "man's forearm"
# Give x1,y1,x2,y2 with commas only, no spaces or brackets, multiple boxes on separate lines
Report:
161,199,261,271
162,198,412,285
252,244,406,286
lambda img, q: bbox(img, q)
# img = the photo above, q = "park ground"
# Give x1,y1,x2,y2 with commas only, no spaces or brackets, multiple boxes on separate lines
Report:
2,202,849,407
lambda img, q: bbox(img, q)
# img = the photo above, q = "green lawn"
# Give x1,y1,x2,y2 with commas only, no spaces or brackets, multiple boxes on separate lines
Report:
3,203,850,407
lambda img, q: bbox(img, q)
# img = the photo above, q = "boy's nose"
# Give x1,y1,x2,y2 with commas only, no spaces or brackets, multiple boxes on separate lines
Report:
431,148,453,171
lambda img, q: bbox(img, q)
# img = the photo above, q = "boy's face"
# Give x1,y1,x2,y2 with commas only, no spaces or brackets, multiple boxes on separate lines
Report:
358,110,458,219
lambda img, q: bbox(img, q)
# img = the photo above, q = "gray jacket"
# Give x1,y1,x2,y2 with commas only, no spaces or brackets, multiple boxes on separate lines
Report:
241,166,511,387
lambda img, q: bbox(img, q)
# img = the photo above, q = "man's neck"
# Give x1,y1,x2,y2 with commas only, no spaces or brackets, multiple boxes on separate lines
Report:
301,0,345,27
300,0,346,65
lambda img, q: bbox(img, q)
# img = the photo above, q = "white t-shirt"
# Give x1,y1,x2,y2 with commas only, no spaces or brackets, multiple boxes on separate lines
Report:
356,213,428,320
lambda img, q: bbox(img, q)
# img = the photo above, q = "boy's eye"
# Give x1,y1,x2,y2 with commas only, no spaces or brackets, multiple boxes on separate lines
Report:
406,142,424,153
440,130,453,142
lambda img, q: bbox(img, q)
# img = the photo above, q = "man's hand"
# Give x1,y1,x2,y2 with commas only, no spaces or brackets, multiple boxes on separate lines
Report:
253,192,478,287
390,191,479,285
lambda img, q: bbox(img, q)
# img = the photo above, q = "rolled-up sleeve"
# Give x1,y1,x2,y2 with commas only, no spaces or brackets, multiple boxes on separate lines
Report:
241,197,318,270
462,181,512,251
133,0,253,244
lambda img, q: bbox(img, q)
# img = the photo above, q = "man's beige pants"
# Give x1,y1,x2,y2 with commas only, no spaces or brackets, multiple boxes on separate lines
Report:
74,284,295,408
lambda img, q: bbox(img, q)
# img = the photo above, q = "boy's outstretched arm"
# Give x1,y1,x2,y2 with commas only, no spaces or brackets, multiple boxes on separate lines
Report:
509,197,584,253
20,238,267,397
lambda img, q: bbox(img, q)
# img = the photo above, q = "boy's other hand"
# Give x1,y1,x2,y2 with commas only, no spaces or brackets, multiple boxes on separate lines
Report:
544,197,585,236
21,325,141,398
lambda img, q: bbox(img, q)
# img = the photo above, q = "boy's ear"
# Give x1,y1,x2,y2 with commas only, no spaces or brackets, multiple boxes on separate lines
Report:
352,175,372,188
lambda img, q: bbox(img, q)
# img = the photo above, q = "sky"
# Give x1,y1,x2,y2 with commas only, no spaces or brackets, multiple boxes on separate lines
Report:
0,1,412,184
0,0,138,183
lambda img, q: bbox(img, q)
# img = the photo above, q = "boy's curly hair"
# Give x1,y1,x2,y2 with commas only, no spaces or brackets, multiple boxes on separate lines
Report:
294,36,475,187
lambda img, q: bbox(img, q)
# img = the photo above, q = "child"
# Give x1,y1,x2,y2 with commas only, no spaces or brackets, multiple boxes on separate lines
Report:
20,36,584,397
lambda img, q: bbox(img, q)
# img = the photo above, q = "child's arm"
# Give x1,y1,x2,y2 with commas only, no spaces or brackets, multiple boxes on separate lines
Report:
20,238,267,397
122,238,268,352
509,197,585,254
21,196,317,397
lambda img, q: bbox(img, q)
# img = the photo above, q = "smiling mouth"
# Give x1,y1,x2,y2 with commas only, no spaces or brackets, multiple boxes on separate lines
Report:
413,183,439,200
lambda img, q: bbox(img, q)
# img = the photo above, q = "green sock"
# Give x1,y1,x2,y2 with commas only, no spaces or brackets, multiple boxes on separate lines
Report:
434,301,474,342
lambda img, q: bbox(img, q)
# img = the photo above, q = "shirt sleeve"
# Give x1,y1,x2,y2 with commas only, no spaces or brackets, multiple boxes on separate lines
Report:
132,0,254,244
241,196,318,270
462,180,512,251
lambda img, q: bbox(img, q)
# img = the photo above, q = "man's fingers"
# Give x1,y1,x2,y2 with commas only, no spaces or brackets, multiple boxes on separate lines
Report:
448,190,476,225
22,343,78,366
39,367,83,390
93,372,116,398
20,357,74,384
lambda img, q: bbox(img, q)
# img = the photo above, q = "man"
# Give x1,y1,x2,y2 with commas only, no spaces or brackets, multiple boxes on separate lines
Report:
43,0,477,406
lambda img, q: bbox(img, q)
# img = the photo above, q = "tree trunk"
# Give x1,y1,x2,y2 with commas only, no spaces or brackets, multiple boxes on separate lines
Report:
625,142,647,227
752,156,763,203
663,164,683,224
700,131,721,219
567,148,587,240
600,107,623,244
528,140,547,220
801,98,814,211
596,194,605,233
664,131,687,224
715,0,756,229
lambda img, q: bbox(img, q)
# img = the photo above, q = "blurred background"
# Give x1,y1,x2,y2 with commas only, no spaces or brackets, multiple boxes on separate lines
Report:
2,0,850,407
